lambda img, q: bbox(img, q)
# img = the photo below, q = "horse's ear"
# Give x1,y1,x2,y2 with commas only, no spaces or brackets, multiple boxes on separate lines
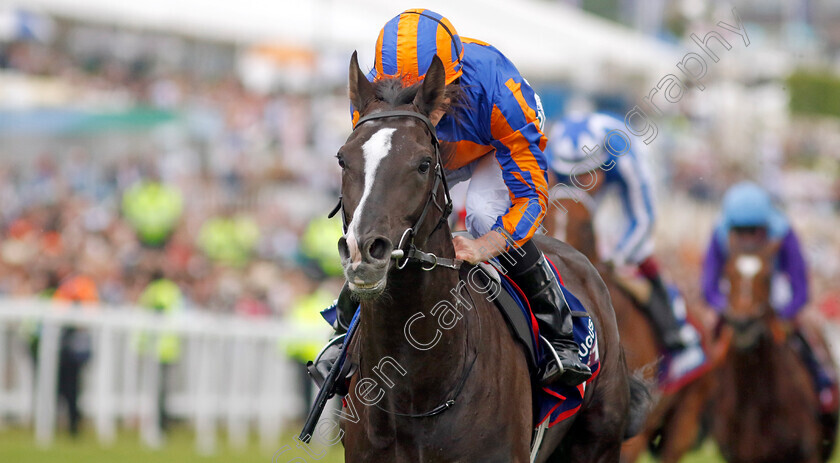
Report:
414,55,446,115
349,51,375,114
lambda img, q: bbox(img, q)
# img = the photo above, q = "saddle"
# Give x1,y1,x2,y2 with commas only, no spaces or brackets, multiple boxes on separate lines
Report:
462,260,601,429
465,263,540,369
610,270,652,306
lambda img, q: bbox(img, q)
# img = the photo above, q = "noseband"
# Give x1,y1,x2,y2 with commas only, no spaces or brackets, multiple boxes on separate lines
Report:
722,312,768,350
329,110,462,271
720,302,787,351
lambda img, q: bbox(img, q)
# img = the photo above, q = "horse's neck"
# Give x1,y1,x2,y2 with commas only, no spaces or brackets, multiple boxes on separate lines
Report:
728,335,783,409
565,210,598,262
357,231,470,403
720,336,800,460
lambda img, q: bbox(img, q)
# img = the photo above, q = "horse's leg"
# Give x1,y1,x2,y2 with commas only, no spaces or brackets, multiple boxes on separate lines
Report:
551,362,629,463
620,433,652,463
657,376,713,463
542,425,622,463
819,409,839,462
560,409,624,463
558,427,622,463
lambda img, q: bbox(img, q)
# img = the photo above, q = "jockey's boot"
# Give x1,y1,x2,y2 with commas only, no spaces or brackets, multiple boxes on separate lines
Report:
794,331,839,414
511,253,592,387
643,274,687,352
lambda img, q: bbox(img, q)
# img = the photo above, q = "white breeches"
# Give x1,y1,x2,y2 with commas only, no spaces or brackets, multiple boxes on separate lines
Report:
446,154,510,239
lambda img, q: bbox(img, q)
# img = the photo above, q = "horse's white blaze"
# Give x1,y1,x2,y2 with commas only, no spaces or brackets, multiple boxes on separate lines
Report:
735,255,762,278
735,254,762,305
344,127,396,269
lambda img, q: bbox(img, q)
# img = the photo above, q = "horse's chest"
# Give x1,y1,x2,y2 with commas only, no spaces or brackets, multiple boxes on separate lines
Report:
343,405,522,462
717,348,820,462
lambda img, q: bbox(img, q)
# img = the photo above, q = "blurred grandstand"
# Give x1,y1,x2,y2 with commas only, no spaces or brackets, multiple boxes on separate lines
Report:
0,0,839,461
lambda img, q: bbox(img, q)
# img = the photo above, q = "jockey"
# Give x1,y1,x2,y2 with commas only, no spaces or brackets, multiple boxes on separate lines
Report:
546,112,689,355
317,8,590,387
701,181,838,412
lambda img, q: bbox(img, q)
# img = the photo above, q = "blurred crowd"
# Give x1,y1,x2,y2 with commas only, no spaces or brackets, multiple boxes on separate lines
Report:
0,38,348,318
0,26,839,320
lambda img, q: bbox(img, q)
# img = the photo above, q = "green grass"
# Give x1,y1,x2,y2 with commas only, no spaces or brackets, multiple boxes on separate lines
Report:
637,441,725,463
2,425,835,463
0,425,344,463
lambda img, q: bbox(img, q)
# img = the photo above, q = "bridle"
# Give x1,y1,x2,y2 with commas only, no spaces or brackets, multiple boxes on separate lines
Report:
329,109,462,271
721,310,772,351
335,110,476,419
721,251,778,350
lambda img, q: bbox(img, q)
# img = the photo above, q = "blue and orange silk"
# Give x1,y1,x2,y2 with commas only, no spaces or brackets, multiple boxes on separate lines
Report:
354,10,549,247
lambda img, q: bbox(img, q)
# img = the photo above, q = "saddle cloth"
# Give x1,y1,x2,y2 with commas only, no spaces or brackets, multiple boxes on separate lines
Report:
657,285,710,394
468,258,601,428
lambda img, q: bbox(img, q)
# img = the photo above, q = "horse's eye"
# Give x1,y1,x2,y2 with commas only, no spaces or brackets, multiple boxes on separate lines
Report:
418,159,432,174
337,155,346,169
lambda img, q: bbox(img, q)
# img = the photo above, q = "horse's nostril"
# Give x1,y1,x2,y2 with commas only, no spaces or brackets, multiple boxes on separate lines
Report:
338,237,350,260
367,237,391,261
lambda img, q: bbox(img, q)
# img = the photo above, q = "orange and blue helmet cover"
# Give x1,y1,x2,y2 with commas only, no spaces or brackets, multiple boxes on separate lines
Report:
373,9,464,86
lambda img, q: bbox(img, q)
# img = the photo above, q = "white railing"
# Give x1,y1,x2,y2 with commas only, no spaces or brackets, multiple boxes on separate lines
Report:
0,298,331,454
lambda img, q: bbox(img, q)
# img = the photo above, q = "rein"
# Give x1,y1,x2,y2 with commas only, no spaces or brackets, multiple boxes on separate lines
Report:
329,109,462,271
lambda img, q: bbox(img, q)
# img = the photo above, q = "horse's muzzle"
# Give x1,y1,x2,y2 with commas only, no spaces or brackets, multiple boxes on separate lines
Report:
339,234,393,297
727,316,766,350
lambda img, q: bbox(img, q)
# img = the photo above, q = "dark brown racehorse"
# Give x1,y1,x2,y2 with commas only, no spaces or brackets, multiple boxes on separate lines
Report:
333,53,648,462
544,192,712,463
712,236,838,463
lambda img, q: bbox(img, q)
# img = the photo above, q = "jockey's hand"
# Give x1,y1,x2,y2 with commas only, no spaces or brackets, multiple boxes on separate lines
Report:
453,230,507,265
606,256,631,273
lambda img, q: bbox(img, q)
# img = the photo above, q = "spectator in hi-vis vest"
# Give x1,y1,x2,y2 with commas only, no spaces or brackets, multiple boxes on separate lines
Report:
283,281,335,415
122,180,183,248
135,273,183,432
298,215,345,279
197,213,260,268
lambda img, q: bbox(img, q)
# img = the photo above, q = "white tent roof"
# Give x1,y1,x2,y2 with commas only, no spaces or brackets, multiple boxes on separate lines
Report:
20,0,680,80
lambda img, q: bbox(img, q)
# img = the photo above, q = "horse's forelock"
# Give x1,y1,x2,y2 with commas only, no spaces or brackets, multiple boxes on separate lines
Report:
370,77,463,112
373,78,421,108
363,77,462,168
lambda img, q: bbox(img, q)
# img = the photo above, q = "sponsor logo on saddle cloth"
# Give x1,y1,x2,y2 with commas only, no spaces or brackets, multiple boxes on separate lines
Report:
579,317,598,362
